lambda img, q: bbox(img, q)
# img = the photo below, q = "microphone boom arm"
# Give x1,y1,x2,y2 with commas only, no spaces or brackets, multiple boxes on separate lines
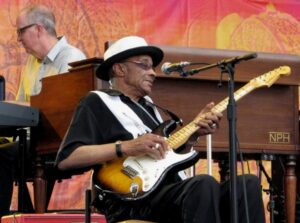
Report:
181,52,257,77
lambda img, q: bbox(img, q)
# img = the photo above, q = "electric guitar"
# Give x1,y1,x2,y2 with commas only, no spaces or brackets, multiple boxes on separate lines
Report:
95,66,291,201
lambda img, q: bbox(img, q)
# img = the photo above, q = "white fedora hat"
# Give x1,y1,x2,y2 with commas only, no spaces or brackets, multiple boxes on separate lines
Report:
96,36,164,81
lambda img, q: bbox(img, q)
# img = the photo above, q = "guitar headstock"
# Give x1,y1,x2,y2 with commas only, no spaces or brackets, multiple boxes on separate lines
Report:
249,66,291,88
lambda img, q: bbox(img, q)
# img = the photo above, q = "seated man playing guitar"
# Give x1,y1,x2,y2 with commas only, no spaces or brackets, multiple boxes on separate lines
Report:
55,36,265,223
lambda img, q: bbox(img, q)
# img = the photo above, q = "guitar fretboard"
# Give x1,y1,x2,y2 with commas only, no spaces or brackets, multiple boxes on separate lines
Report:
212,83,256,114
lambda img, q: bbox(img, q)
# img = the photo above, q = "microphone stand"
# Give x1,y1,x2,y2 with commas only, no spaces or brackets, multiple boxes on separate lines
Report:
223,62,238,223
181,52,257,223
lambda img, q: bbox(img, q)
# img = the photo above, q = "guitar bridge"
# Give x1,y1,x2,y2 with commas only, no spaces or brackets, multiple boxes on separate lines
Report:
121,165,138,179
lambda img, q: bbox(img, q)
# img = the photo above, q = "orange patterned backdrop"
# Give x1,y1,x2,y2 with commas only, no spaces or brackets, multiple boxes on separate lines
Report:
1,0,300,221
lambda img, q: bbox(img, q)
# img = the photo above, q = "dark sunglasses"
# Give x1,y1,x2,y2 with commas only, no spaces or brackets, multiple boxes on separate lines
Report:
123,60,155,71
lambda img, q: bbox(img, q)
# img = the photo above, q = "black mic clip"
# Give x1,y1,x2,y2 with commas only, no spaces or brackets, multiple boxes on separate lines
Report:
178,68,188,77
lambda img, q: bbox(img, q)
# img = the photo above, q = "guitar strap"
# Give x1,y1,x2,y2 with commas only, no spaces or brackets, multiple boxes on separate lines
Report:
143,95,164,123
92,91,162,138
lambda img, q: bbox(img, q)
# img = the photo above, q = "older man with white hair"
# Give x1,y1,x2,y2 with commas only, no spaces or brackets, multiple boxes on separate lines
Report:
0,4,86,219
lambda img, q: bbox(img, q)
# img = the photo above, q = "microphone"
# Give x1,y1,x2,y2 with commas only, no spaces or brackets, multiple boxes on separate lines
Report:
161,61,190,74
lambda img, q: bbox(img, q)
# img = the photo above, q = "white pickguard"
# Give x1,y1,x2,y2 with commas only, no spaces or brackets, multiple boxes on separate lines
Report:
123,150,198,192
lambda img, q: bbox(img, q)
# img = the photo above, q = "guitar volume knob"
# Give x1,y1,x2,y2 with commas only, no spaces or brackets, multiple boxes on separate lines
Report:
130,182,139,197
